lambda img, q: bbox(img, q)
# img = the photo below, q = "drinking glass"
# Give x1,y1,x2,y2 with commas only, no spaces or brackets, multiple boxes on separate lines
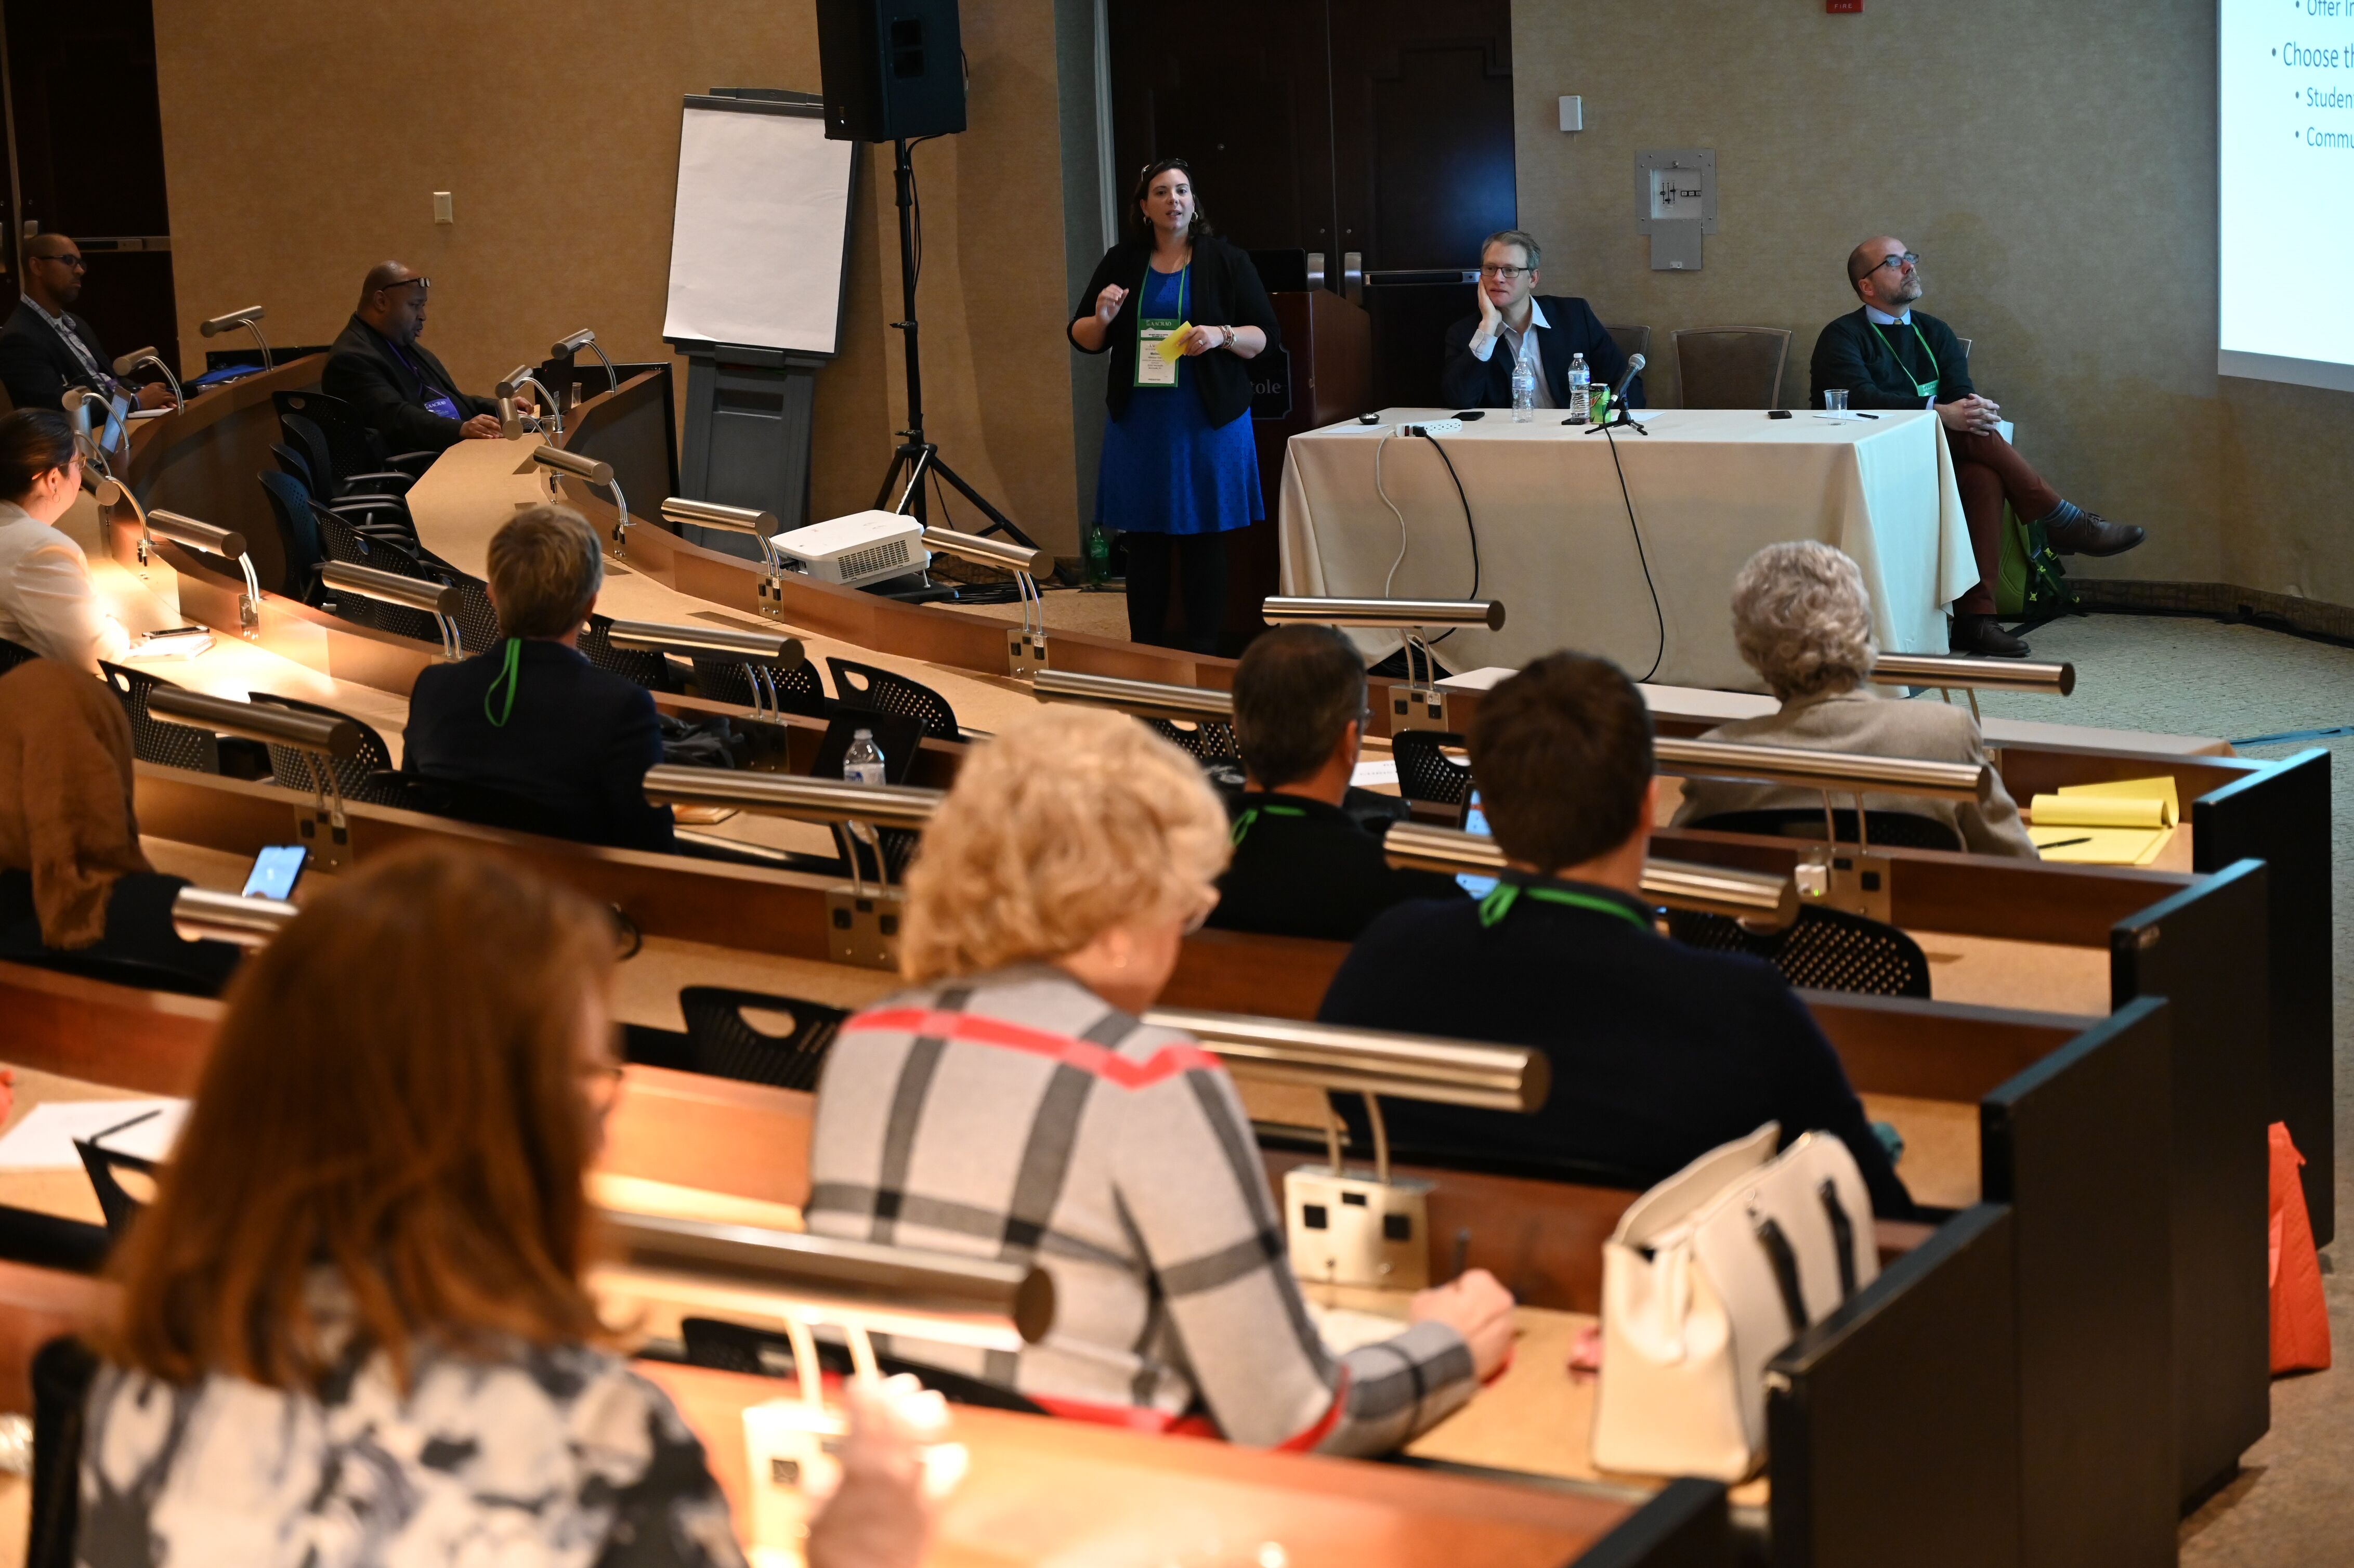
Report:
1823,389,1850,419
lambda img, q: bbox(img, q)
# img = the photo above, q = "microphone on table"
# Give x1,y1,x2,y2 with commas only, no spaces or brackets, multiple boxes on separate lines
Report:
1588,352,1647,435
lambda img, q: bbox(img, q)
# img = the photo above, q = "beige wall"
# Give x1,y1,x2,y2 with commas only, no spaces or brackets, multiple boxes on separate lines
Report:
1511,0,2312,595
151,0,1079,552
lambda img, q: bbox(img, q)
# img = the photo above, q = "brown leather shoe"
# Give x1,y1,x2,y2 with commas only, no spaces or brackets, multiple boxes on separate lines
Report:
2045,512,2145,556
1951,613,2031,658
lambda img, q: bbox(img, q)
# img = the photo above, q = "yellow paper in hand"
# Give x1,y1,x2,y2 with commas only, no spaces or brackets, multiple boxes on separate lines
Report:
1156,320,1194,363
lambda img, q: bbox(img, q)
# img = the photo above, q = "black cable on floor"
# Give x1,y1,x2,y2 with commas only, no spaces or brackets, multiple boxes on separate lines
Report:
1599,422,1666,683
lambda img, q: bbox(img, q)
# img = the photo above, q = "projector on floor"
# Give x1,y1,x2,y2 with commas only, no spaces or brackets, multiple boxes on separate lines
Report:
770,509,928,589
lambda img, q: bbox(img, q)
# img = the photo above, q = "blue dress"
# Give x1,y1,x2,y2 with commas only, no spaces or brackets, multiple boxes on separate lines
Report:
1093,265,1262,536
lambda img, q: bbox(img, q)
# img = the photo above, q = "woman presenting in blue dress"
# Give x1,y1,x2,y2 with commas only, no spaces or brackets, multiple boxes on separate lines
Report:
1070,158,1281,652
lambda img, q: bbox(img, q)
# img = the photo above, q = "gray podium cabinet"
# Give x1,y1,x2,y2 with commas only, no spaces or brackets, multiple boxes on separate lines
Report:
671,344,828,560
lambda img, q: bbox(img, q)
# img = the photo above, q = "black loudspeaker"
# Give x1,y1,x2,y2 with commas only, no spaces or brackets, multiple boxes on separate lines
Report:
816,0,967,142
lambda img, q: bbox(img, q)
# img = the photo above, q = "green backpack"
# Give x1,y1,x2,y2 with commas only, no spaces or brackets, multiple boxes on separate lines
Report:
1995,503,2076,619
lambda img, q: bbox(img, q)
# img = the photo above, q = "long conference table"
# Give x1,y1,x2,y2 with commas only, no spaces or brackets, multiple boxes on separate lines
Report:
1278,407,1976,689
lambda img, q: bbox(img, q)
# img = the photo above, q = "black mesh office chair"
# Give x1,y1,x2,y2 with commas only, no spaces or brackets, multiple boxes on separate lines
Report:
828,657,961,741
691,655,831,717
246,691,411,807
439,571,501,654
274,391,433,495
0,635,37,678
309,513,451,643
28,1335,98,1568
1685,808,1963,853
1391,729,1474,807
267,445,416,544
1666,904,1932,998
1145,716,1241,767
579,613,682,691
96,664,219,772
677,1317,1047,1414
677,985,851,1091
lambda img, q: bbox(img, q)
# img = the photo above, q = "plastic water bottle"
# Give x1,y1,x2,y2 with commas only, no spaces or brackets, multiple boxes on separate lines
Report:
1510,347,1538,423
843,728,887,787
1566,353,1591,425
1085,522,1110,586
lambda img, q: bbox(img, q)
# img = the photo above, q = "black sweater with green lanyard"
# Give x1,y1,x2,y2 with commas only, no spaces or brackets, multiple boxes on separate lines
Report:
1208,793,1465,944
1807,307,1973,412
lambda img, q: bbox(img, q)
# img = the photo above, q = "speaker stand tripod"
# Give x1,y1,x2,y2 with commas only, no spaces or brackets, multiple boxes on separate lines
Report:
870,137,1038,550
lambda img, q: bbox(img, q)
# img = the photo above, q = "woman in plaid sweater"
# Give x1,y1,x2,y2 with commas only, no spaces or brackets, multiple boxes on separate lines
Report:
806,707,1513,1456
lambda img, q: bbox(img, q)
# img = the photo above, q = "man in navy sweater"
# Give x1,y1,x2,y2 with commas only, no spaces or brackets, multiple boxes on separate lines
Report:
403,505,674,852
1317,651,1912,1218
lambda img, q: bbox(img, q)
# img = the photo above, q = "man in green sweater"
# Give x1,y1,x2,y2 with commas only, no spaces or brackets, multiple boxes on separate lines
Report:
1810,236,2143,657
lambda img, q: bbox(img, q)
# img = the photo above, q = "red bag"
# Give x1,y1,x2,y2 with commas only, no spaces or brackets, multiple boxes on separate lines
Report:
2268,1122,2331,1375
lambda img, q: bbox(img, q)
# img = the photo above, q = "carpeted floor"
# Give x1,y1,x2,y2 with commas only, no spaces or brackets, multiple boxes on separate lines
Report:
1973,611,2352,1565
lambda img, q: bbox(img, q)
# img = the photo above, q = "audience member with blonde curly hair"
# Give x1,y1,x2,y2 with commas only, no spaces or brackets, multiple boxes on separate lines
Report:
1672,541,2036,857
808,705,1514,1456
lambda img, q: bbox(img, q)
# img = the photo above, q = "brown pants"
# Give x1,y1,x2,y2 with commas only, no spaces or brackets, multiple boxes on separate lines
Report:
1948,427,2061,616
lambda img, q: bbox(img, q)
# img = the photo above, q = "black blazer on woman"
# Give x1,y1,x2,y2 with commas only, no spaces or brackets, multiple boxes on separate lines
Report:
1069,234,1282,427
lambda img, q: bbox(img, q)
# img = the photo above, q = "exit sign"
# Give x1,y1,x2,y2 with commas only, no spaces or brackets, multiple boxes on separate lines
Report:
1828,0,1863,11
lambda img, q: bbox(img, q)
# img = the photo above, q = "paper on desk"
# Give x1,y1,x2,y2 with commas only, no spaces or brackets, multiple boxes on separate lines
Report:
1304,1300,1409,1355
2028,776,2180,865
0,1099,188,1170
1351,759,1399,790
1155,320,1194,363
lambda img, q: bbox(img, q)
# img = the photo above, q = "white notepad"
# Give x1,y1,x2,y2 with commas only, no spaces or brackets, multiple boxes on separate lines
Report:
0,1100,188,1170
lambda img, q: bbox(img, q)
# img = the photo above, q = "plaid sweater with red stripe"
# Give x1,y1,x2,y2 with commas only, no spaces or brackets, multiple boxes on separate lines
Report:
805,966,1477,1456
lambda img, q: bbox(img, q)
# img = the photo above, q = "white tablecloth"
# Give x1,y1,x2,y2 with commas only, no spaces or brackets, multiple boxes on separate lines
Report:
1277,407,1975,691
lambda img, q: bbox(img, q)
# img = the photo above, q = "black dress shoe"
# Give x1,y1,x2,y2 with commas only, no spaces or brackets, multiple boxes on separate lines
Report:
2045,512,2146,556
1951,613,2031,658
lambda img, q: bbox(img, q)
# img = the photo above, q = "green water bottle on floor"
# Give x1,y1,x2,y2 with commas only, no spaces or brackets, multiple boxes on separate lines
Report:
1086,524,1111,587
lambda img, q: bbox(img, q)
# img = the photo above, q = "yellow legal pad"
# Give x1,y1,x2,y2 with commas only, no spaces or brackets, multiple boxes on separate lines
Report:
2026,776,2179,866
1155,320,1194,363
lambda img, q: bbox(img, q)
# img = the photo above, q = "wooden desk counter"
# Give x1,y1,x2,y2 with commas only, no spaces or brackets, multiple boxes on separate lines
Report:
638,1357,1637,1568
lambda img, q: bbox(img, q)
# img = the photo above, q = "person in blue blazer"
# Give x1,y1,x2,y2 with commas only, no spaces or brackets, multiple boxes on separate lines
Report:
403,506,674,852
1440,230,1642,412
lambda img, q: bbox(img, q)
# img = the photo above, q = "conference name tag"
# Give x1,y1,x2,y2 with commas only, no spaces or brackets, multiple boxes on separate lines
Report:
1136,318,1187,386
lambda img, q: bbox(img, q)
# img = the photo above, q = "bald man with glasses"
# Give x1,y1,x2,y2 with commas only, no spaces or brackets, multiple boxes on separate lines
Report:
0,234,177,415
322,262,504,453
1810,236,2143,658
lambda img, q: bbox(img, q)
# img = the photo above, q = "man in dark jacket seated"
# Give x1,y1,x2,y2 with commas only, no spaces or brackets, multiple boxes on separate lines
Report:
1439,229,1641,412
1809,237,2143,658
1317,651,1912,1218
322,262,503,454
403,505,674,852
0,233,178,415
1208,625,1463,942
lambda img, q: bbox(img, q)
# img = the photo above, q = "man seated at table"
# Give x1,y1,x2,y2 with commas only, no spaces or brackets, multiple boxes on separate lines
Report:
1672,541,2036,858
0,233,177,414
1318,650,1913,1217
1809,237,2143,658
322,262,503,454
1440,229,1642,412
1209,625,1464,942
403,504,674,852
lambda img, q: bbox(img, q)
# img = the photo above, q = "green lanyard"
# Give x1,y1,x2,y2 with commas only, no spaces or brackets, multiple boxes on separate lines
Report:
1230,801,1303,845
483,637,522,727
1867,318,1940,400
1133,264,1191,389
1477,881,1650,932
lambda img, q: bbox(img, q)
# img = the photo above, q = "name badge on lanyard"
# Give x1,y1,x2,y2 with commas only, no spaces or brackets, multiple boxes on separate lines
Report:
1871,319,1940,401
1134,265,1189,388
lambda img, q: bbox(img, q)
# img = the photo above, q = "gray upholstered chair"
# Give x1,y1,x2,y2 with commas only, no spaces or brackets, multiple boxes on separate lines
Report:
1601,323,1652,368
1671,326,1792,409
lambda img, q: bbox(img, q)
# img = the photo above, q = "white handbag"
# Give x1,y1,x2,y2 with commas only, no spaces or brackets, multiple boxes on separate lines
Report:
1590,1122,1879,1481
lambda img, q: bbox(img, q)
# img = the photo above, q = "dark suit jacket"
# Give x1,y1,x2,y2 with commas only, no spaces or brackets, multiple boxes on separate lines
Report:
1808,308,1975,411
322,315,498,453
1317,870,1912,1217
1208,793,1465,943
1068,234,1283,426
0,300,113,413
1439,295,1643,410
403,639,674,852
